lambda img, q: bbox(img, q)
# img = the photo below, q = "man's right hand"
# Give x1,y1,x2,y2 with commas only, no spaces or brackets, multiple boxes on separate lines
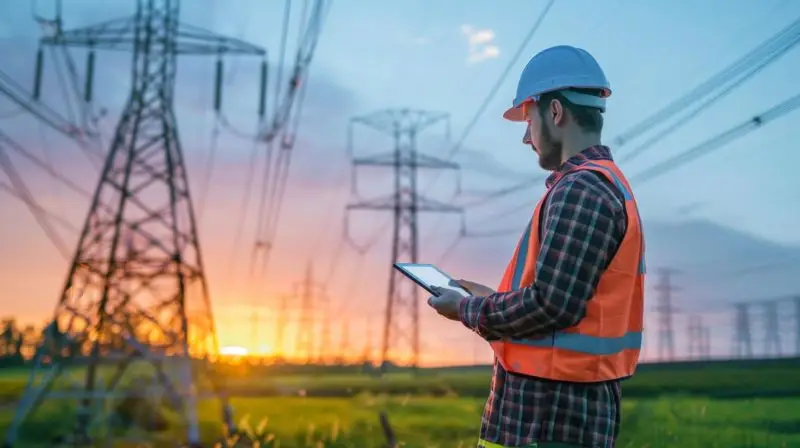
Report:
450,279,495,297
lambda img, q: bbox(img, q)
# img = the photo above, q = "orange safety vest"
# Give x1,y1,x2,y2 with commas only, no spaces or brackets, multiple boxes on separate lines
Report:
491,159,645,383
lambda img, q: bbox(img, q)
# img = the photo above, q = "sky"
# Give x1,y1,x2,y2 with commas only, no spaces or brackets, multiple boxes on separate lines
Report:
1,0,799,366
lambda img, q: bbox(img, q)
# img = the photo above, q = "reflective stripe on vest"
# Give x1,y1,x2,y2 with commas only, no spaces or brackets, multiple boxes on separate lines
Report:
510,219,533,290
513,330,642,355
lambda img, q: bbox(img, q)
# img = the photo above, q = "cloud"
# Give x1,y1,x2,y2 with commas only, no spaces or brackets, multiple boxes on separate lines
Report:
460,24,500,65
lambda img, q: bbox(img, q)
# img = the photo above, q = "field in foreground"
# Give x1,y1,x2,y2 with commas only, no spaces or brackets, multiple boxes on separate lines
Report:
1,395,798,447
1,358,799,403
0,359,799,446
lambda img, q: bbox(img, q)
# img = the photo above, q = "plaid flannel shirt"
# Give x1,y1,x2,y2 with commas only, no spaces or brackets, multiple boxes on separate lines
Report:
459,146,628,448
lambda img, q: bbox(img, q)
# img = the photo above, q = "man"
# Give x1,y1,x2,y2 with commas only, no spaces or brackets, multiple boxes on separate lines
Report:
428,45,645,448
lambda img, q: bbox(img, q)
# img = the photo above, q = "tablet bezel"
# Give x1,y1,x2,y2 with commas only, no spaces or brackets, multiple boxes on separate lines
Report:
393,262,470,297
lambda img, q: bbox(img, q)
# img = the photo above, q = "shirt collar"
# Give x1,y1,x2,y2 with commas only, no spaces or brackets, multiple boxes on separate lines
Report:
545,145,614,188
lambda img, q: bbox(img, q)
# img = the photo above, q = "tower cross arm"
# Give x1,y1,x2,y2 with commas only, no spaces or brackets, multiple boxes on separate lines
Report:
414,194,463,213
351,109,449,136
42,19,266,56
347,194,463,213
346,195,396,211
353,152,459,170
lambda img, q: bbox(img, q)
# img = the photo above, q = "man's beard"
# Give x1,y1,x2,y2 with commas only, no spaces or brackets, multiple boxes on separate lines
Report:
536,122,562,171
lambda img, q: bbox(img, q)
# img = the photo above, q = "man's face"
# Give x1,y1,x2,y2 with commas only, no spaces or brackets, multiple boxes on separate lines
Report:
524,100,563,171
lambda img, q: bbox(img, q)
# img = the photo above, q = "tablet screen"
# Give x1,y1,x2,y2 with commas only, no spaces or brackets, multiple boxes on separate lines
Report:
395,263,471,297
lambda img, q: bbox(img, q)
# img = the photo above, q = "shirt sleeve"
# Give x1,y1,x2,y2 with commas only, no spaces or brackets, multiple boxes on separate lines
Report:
458,170,626,340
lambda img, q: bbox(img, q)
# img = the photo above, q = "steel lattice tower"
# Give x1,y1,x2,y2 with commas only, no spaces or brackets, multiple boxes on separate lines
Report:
295,263,316,363
654,268,678,361
795,296,800,356
763,299,781,357
4,1,265,446
347,109,461,371
733,302,753,358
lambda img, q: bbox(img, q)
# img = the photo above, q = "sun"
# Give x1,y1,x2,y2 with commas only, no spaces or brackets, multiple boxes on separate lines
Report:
219,345,248,356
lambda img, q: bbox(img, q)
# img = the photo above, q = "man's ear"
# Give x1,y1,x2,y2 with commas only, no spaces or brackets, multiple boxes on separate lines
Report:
551,98,566,127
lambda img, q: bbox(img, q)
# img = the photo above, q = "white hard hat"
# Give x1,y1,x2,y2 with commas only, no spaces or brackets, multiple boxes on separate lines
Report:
504,45,611,122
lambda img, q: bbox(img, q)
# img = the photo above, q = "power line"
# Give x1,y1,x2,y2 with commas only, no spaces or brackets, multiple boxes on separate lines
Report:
455,16,800,207
422,0,556,195
0,138,71,258
614,16,800,148
0,181,77,233
616,21,800,165
629,91,800,185
456,90,800,247
415,0,556,265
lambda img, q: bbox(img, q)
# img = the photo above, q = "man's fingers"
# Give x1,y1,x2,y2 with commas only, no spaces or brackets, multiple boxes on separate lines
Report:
455,279,477,293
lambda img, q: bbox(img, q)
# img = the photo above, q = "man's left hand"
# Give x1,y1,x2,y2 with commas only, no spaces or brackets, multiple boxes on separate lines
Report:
427,287,465,321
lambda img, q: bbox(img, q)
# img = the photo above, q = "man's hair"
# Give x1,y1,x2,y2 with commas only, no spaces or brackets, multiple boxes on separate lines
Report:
537,88,604,134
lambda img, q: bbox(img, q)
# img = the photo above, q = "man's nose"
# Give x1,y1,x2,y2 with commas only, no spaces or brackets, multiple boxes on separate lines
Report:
522,126,532,144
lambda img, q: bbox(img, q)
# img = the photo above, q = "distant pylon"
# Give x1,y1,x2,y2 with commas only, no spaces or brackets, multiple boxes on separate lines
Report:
733,303,753,358
346,108,461,372
317,290,331,364
701,326,711,359
763,299,781,357
295,263,315,363
687,315,703,360
336,320,350,364
794,296,800,356
654,268,678,361
274,292,292,359
361,321,373,365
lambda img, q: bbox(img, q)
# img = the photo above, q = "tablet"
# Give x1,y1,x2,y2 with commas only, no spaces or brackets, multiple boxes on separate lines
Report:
393,263,471,297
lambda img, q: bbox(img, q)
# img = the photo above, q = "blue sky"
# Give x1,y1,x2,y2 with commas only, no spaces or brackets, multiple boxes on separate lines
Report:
1,0,799,363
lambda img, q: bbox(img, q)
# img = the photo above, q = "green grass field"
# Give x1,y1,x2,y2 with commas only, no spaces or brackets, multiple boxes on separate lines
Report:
0,358,799,447
2,395,797,447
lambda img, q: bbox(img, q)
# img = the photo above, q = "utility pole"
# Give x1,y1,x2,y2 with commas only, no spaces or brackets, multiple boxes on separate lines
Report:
733,302,753,359
3,2,265,446
346,108,461,372
763,299,781,357
654,268,678,361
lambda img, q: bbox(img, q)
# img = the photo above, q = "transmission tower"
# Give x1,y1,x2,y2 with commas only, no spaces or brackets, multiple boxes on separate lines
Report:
336,320,350,364
361,320,374,365
295,263,316,363
654,268,678,361
316,289,331,364
687,315,703,360
273,292,292,360
3,1,265,446
795,296,800,356
763,299,781,357
346,108,462,371
701,325,711,359
733,302,753,358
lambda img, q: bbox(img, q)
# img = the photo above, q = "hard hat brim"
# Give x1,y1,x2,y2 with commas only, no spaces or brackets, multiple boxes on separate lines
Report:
503,106,526,122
